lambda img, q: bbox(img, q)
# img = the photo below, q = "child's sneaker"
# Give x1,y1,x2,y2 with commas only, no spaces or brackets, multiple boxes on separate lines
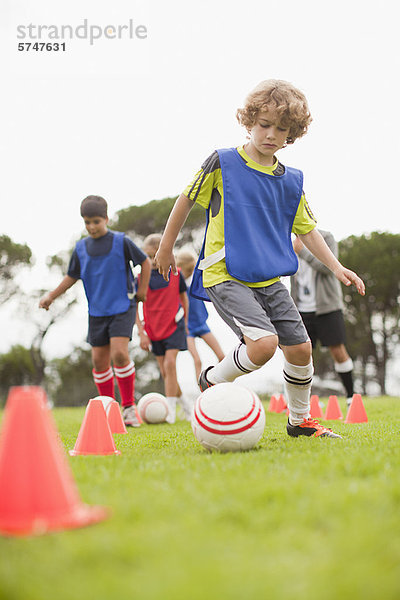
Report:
165,397,177,424
179,396,194,421
198,366,215,392
122,405,142,427
286,417,342,439
347,397,353,408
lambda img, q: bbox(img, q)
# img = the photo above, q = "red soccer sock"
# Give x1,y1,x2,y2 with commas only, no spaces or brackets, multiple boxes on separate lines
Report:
114,361,136,408
92,366,115,398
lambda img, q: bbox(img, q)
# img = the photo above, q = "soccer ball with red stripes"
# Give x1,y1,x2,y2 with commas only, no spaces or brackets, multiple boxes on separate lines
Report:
192,382,265,452
137,392,169,424
95,396,114,413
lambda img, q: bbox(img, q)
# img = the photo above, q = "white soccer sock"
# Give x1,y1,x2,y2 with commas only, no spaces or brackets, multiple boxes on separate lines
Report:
178,394,193,420
165,396,177,424
334,358,353,373
283,359,313,426
207,343,260,384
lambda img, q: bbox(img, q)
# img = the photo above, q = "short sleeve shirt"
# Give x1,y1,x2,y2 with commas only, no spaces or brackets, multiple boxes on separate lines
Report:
68,230,147,297
183,146,317,288
68,230,147,279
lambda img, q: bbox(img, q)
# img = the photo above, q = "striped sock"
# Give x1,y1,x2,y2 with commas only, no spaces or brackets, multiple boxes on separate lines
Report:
92,366,115,398
283,360,313,426
114,361,136,408
335,358,354,397
207,343,260,384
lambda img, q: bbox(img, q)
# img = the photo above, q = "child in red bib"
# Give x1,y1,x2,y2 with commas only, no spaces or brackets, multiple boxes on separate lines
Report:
136,234,192,423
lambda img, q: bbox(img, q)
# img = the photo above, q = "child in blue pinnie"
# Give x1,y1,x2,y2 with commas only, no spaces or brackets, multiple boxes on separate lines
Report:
39,195,151,427
155,79,365,440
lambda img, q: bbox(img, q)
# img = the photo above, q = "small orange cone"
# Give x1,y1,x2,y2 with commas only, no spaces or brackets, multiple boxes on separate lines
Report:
324,395,343,420
310,395,323,418
345,394,368,423
0,386,108,536
106,401,128,434
268,395,278,412
70,399,121,456
275,394,287,413
5,385,47,406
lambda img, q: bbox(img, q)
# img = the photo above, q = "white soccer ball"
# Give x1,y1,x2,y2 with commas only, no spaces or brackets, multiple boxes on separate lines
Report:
137,392,169,424
191,382,265,452
93,395,114,414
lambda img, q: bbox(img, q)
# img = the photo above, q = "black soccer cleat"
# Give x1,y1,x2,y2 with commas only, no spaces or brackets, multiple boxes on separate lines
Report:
198,366,215,392
286,417,342,439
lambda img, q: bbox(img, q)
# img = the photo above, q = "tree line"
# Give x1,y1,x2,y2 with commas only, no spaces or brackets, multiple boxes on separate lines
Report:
0,202,399,406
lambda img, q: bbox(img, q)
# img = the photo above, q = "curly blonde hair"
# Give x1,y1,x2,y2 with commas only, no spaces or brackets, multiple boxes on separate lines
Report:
236,79,312,144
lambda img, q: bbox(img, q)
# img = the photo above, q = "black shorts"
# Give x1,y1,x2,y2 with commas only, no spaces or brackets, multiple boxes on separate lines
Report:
300,310,346,348
87,304,136,347
150,318,188,356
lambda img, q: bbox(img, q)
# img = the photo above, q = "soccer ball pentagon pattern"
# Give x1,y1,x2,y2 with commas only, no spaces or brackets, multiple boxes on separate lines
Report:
191,382,265,452
137,392,169,424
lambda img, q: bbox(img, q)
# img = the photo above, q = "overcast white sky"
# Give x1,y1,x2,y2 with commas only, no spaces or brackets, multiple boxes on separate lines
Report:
1,0,399,394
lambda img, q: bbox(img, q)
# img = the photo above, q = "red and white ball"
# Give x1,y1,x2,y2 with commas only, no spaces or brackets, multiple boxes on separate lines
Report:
137,393,169,424
94,395,114,414
192,382,265,452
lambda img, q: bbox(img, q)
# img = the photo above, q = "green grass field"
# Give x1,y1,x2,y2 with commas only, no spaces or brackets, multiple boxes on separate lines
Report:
1,396,399,600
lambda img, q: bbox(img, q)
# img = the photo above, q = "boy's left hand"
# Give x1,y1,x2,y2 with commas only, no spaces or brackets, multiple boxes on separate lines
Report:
334,266,365,295
39,293,53,310
155,247,177,282
139,332,151,352
135,290,147,303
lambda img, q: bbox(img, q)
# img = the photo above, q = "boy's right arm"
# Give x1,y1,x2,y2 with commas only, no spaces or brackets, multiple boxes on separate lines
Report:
293,234,335,276
299,228,365,295
39,275,78,310
135,257,151,303
155,194,195,281
135,310,151,352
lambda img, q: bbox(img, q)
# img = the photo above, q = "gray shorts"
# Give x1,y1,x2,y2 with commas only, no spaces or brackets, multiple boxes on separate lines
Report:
206,280,309,346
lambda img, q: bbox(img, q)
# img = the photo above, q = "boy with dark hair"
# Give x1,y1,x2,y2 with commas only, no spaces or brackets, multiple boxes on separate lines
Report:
155,79,365,440
39,195,151,427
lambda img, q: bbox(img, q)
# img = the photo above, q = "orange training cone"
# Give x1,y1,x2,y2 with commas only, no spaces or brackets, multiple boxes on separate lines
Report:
107,400,128,434
0,386,108,537
324,395,343,420
70,399,121,456
268,395,278,412
345,394,368,423
275,394,287,413
310,394,323,418
5,385,47,407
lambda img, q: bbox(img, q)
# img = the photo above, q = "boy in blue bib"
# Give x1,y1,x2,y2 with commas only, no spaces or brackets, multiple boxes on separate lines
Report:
155,79,365,440
39,195,151,427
